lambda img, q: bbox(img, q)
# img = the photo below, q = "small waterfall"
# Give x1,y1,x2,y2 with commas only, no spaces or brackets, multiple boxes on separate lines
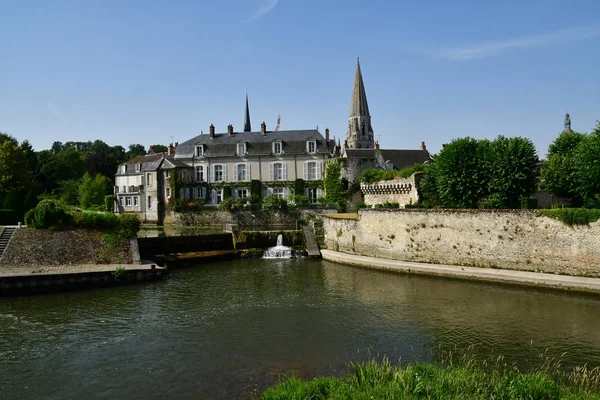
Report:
263,234,293,259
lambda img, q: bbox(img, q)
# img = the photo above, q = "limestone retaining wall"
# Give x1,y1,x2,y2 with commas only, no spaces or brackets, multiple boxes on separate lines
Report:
323,209,600,277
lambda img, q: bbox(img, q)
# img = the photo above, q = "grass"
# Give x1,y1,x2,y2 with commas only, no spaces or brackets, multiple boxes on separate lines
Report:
261,353,600,400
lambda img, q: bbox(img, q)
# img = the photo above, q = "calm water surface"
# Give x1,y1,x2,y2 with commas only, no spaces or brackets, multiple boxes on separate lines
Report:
2,258,600,399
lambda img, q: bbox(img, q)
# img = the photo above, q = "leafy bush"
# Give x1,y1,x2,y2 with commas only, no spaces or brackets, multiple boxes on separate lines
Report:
261,194,288,211
218,198,233,211
79,173,112,209
73,211,119,230
291,194,310,205
104,195,116,212
537,208,600,226
359,164,426,184
355,202,367,212
24,199,73,229
117,213,141,237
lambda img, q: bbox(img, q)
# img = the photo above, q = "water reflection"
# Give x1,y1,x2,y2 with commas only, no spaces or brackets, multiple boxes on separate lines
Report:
1,258,599,399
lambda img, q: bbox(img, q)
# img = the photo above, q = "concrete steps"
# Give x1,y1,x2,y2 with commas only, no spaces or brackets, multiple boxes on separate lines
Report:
302,226,321,258
0,227,16,260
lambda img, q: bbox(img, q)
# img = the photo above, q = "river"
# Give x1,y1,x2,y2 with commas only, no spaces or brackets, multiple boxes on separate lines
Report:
1,258,600,399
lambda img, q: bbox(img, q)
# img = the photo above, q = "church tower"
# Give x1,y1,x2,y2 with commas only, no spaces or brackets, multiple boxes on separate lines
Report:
346,58,374,149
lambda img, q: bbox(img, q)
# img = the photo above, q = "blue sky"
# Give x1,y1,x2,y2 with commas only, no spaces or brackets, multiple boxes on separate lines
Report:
1,0,599,157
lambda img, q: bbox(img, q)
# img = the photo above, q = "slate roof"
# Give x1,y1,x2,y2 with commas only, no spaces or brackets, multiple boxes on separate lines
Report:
174,129,333,159
115,153,172,176
379,149,430,170
345,148,430,170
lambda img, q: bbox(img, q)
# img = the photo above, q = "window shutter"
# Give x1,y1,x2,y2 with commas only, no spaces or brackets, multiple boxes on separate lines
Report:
224,165,228,182
283,163,287,180
317,162,323,179
267,187,273,195
303,161,308,180
233,164,238,182
269,163,274,181
247,164,251,181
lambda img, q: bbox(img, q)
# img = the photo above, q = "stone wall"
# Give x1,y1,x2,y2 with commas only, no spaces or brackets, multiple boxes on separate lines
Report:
323,209,600,277
360,174,419,207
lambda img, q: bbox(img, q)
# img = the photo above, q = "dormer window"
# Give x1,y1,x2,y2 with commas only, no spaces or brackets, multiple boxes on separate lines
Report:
273,141,282,155
135,163,141,172
195,145,204,157
307,140,316,154
237,142,246,156
121,165,126,173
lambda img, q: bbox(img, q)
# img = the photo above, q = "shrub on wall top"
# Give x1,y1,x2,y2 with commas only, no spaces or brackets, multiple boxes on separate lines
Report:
117,213,141,238
24,199,73,229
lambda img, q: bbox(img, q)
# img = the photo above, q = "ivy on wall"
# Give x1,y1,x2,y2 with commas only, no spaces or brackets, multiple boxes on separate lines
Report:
324,158,348,211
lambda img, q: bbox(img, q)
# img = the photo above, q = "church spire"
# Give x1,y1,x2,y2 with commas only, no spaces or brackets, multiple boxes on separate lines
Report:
349,58,371,117
346,58,374,149
563,112,572,133
244,93,251,132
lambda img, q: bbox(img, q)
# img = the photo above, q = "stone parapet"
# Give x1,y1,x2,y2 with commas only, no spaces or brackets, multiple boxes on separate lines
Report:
360,174,419,207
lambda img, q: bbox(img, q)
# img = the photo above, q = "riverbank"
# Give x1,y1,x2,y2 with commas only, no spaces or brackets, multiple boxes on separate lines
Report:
261,358,600,399
0,264,165,295
323,209,600,277
321,250,600,294
0,228,133,266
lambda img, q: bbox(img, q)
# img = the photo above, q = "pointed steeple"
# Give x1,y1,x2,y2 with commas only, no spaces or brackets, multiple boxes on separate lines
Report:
244,93,251,132
563,112,572,133
346,58,374,149
350,58,371,117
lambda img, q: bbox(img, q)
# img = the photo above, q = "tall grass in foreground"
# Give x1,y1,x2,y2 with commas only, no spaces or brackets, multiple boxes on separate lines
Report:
261,351,600,400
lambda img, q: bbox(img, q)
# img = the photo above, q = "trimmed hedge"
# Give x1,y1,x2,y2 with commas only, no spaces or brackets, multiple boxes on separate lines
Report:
537,208,600,226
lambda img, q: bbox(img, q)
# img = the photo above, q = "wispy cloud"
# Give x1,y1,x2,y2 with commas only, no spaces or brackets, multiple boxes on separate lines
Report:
245,0,278,23
438,24,600,61
48,102,68,123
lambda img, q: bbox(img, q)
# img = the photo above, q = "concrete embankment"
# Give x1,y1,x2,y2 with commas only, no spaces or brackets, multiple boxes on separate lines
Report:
321,250,600,294
0,264,165,296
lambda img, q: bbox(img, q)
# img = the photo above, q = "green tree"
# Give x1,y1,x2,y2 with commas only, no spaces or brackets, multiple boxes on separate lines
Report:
435,137,490,208
79,173,112,209
0,140,32,198
127,144,146,158
540,131,585,202
573,122,600,203
150,144,168,153
486,136,538,208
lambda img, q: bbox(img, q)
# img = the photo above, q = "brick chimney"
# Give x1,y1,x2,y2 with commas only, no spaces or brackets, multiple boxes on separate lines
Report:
375,140,380,150
168,143,175,155
227,124,234,136
209,124,215,138
421,141,427,151
261,121,266,135
325,128,329,141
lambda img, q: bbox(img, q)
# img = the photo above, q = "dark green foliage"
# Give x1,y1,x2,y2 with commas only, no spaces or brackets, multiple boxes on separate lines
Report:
294,178,304,196
355,202,367,212
223,185,232,201
104,195,116,212
117,213,141,238
292,194,309,205
0,209,19,225
218,198,233,211
573,124,600,202
324,159,347,212
72,211,119,230
359,163,426,183
261,194,288,211
485,136,538,208
79,173,113,209
520,197,538,209
251,180,261,199
24,199,73,229
58,179,81,205
435,137,490,208
537,208,600,226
